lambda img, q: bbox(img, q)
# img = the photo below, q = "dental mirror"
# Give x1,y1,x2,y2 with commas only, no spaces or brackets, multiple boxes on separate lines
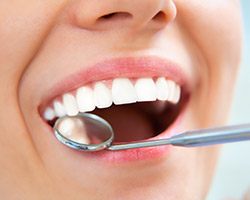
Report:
54,113,114,151
54,113,250,151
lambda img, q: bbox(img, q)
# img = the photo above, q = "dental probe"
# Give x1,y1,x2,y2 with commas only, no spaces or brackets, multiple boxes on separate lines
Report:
53,113,250,152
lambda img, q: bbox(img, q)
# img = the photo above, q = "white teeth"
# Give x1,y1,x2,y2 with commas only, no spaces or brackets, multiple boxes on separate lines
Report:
43,77,182,121
43,107,55,120
135,78,157,102
156,77,169,101
112,78,137,105
76,86,95,112
172,84,181,104
167,80,177,103
62,93,79,116
94,82,112,108
53,101,66,117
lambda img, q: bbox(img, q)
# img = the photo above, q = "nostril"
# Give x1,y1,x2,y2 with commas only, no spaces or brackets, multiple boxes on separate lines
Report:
152,11,167,23
98,12,132,21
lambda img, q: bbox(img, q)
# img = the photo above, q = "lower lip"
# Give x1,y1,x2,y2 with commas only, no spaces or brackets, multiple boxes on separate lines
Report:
80,107,187,164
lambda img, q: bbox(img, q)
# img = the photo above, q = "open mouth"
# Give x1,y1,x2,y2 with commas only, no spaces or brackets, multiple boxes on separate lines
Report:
42,76,188,144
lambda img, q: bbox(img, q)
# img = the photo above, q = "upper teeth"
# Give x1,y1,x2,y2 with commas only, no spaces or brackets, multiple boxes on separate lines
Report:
43,77,182,120
112,78,137,105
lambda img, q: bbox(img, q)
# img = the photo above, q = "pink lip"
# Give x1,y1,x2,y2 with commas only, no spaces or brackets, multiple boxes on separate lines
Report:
41,56,191,164
40,56,191,110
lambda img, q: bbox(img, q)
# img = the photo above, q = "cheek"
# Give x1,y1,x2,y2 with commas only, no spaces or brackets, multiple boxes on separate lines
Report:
176,1,242,124
0,1,65,88
176,1,242,68
0,2,61,138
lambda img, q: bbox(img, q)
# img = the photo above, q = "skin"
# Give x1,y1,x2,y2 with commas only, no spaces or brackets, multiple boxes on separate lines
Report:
0,0,242,199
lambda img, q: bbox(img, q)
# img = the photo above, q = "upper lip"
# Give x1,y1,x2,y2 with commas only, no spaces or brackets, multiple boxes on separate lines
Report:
39,56,192,112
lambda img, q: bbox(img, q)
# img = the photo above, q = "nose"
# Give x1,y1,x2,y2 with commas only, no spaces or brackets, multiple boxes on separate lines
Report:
72,0,176,31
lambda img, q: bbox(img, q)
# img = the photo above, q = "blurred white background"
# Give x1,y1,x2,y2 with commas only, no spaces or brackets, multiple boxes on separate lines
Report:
207,1,250,199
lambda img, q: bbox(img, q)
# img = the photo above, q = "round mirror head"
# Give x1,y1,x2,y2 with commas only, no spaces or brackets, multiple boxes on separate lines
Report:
53,113,114,151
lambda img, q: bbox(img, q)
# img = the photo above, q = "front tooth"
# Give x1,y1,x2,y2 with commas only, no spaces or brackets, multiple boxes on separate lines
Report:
135,78,156,102
43,107,55,120
94,82,112,108
53,101,66,117
172,84,181,104
112,78,137,105
62,93,79,116
167,80,177,103
76,86,95,112
156,77,169,101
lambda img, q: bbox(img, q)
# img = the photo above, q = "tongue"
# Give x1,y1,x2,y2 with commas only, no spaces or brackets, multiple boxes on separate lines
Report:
92,105,155,142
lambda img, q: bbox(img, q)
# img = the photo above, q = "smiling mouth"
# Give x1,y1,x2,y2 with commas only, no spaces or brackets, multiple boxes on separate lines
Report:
42,76,188,144
39,56,191,152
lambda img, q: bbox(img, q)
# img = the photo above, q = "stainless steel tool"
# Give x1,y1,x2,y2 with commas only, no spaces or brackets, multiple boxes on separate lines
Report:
53,113,250,152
